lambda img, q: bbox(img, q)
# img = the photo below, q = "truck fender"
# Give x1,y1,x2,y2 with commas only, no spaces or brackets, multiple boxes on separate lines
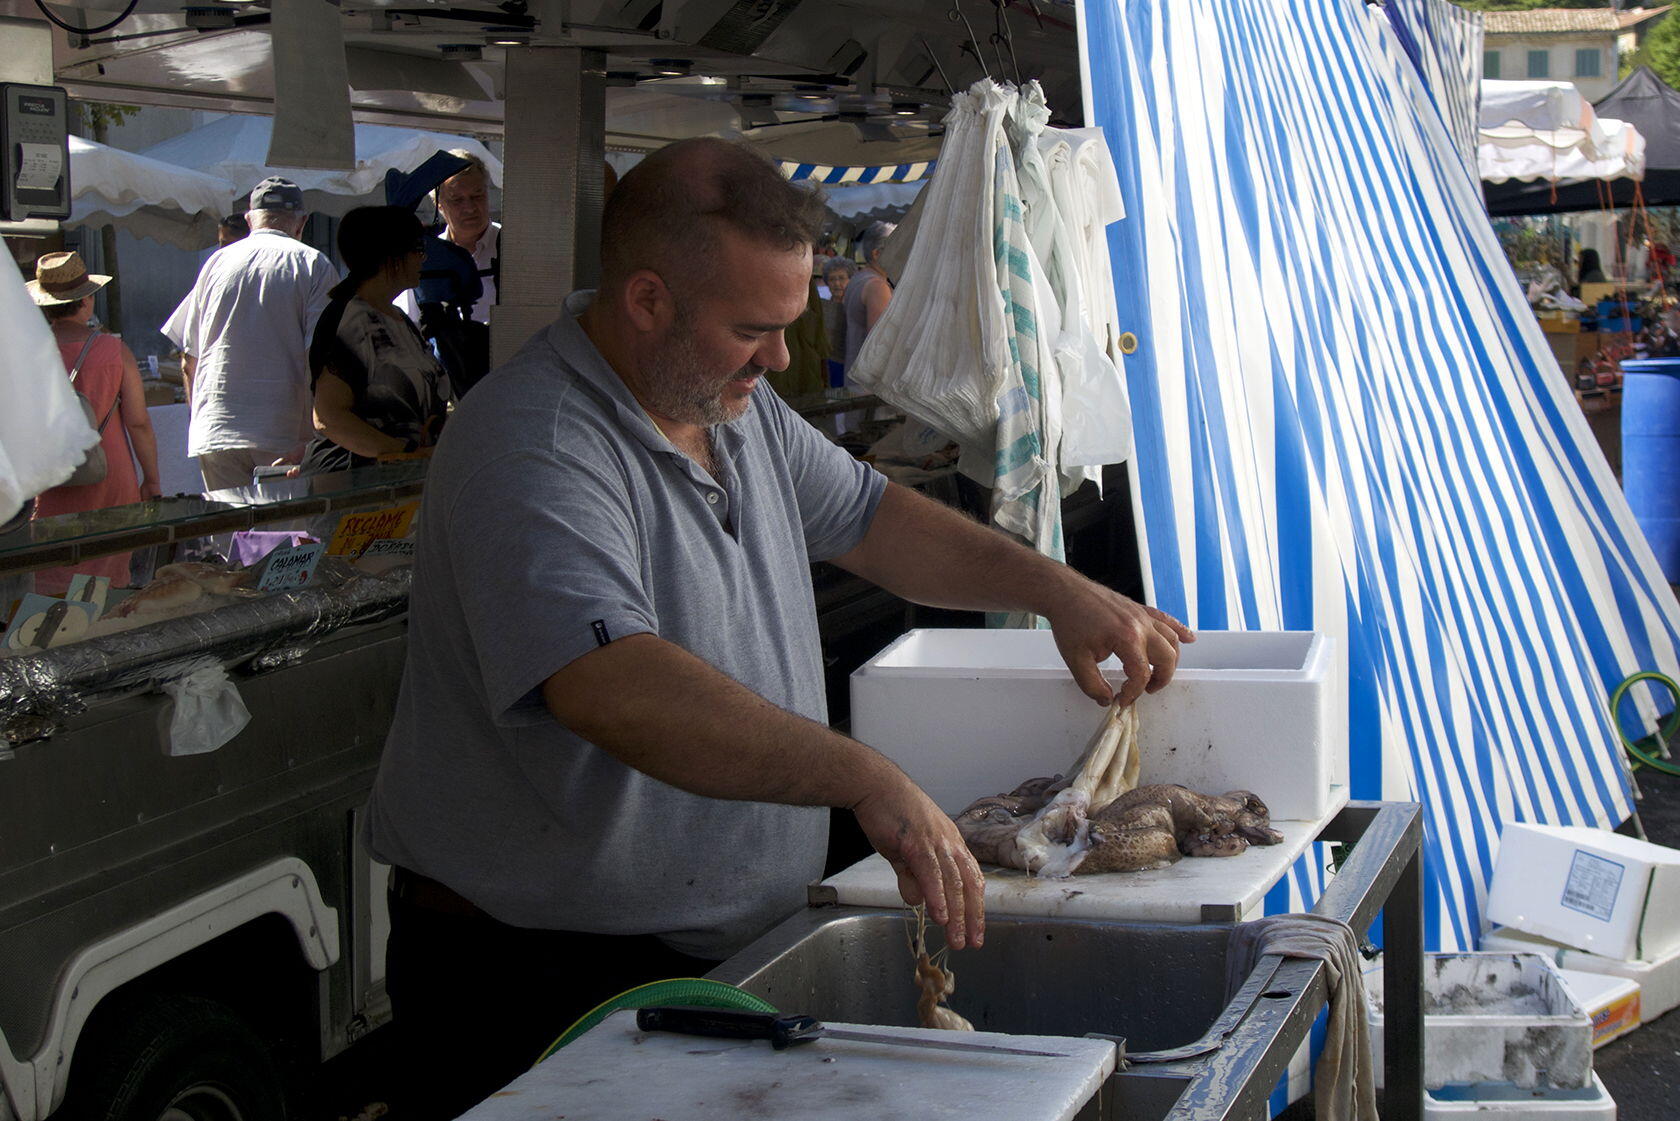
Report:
0,856,338,1121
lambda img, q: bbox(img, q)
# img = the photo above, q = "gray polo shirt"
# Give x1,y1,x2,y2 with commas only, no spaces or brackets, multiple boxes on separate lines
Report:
364,291,886,959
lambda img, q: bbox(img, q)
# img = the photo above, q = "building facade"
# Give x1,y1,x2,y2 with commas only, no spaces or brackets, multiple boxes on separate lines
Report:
1483,6,1670,102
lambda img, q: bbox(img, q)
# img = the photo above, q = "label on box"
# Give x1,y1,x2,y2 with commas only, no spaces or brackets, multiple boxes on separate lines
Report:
1591,990,1641,1047
257,542,326,592
1562,850,1625,921
326,502,418,556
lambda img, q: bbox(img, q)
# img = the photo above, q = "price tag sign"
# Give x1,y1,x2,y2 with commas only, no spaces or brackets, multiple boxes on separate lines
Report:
257,541,327,592
326,502,418,556
359,538,415,560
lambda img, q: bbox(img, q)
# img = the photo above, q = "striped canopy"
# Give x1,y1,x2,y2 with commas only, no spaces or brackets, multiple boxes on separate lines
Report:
1079,0,1680,968
777,160,936,184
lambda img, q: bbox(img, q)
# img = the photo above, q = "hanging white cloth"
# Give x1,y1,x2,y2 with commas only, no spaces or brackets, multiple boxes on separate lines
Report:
0,265,98,523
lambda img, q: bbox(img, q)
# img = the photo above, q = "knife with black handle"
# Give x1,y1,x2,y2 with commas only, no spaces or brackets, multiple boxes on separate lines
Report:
634,1005,1066,1057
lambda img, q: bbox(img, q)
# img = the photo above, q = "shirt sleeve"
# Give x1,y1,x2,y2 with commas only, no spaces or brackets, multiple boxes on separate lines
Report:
303,257,340,351
761,389,886,562
446,446,659,725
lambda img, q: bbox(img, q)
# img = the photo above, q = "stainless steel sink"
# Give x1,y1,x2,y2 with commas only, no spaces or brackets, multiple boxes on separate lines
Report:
706,802,1429,1121
709,908,1234,1053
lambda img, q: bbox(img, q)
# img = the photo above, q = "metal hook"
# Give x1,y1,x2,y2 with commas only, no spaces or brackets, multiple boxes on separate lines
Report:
948,0,992,81
918,34,954,95
990,0,1022,86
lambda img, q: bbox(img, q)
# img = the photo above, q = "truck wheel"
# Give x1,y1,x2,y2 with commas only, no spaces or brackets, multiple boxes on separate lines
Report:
60,995,287,1121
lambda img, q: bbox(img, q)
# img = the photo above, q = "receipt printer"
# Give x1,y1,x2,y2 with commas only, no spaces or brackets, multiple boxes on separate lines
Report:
2,83,70,221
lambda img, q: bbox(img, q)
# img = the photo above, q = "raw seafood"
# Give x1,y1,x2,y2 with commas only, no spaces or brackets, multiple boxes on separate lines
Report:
958,779,1283,874
951,700,1283,875
906,904,974,1031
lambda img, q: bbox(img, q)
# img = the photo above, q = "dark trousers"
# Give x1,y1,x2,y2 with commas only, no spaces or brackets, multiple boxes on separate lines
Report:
384,868,719,1121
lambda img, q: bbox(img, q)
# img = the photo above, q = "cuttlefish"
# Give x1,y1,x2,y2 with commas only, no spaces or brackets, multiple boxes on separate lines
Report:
954,780,1284,875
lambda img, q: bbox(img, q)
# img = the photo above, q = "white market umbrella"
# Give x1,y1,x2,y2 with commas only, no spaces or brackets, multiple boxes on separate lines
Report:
139,116,502,217
1481,117,1647,184
68,135,237,250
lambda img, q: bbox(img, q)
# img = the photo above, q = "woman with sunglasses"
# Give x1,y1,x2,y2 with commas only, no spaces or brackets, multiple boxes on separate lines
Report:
301,206,450,475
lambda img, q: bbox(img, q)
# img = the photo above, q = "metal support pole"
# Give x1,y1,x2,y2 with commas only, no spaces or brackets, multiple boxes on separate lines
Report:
492,46,606,368
1382,846,1425,1121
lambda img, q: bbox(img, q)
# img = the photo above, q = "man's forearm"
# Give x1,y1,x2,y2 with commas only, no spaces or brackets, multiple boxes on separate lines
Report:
833,482,1073,617
542,632,899,809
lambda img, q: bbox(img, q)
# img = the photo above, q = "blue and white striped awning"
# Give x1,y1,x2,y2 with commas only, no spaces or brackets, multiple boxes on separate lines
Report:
1080,0,1680,984
778,160,935,184
1384,0,1485,174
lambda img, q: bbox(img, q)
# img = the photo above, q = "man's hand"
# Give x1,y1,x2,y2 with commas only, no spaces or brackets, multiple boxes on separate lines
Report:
850,768,985,951
1043,575,1196,707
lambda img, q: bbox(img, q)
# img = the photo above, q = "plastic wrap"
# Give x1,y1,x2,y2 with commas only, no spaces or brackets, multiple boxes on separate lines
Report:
0,568,411,746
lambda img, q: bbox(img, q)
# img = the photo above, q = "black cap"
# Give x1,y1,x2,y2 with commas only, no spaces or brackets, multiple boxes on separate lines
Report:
249,176,305,212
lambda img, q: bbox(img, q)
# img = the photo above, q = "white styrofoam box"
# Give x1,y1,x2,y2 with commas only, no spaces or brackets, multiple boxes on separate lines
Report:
1422,1075,1616,1120
1486,824,1680,962
1484,925,1680,1022
850,629,1341,821
1366,953,1593,1090
1557,969,1641,1048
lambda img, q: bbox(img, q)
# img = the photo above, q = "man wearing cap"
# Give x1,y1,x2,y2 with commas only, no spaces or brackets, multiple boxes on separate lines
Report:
172,176,339,490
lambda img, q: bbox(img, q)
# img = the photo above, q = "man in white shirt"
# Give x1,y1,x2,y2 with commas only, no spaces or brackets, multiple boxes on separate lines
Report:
398,151,499,327
174,177,338,490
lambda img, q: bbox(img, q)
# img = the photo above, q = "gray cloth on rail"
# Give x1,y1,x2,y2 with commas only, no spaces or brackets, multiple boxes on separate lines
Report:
1225,914,1378,1121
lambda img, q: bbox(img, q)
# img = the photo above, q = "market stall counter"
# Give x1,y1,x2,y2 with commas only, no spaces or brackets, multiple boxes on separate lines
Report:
0,463,427,1121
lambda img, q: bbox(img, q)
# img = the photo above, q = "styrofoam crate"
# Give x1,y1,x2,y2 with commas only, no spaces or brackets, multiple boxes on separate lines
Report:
1484,926,1680,1022
1557,969,1641,1048
1486,824,1680,962
1366,953,1593,1091
1422,1075,1616,1120
849,629,1341,821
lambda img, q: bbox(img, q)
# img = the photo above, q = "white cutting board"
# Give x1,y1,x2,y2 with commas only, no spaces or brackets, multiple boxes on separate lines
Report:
458,1010,1116,1121
822,795,1345,923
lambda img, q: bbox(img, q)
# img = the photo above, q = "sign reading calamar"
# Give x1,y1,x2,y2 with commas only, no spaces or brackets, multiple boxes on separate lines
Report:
326,502,418,556
257,542,327,593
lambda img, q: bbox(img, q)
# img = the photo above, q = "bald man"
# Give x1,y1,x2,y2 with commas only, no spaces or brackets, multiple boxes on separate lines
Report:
364,137,1192,1117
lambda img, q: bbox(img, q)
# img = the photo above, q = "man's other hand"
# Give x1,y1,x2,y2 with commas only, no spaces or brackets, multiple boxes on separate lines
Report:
850,770,985,951
1045,578,1196,708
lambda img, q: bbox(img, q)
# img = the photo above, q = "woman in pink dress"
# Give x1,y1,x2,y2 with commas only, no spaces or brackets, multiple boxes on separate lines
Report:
27,251,161,595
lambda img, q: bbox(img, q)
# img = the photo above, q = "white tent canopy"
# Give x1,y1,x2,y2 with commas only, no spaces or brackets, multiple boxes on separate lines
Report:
1479,79,1646,184
68,136,237,251
139,117,503,217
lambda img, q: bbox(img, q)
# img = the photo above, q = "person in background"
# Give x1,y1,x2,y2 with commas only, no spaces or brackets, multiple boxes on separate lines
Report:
842,221,895,374
174,177,338,490
821,258,853,373
1577,247,1607,286
300,208,449,475
216,214,249,248
27,252,161,594
398,151,499,327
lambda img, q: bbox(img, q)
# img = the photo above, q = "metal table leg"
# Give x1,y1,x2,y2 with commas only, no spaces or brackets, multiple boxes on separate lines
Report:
1382,846,1425,1121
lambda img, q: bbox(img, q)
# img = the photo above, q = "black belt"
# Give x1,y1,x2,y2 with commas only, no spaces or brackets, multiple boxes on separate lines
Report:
390,866,486,918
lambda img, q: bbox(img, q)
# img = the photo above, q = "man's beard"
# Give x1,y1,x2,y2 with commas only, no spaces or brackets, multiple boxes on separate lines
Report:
648,310,762,427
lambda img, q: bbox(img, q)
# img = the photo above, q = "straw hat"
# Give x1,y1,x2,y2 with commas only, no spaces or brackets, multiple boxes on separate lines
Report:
26,251,111,307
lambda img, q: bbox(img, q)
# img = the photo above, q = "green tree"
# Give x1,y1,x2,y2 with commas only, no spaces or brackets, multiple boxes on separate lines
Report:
1630,12,1680,90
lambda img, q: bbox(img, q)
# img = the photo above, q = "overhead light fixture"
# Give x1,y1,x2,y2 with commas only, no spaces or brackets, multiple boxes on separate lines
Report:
891,103,919,117
439,43,483,61
487,30,531,47
183,6,237,30
648,58,692,77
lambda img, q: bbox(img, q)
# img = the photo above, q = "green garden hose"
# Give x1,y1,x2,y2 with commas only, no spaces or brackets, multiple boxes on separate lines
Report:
1610,671,1680,777
535,977,778,1063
